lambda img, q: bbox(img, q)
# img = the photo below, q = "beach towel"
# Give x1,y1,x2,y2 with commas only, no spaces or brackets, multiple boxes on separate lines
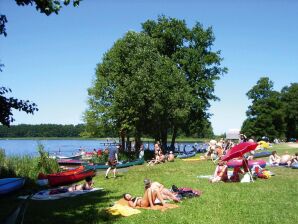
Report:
18,188,103,200
106,204,141,217
115,198,179,212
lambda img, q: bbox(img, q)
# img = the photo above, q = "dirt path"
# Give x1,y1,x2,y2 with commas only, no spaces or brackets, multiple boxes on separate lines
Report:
286,143,298,148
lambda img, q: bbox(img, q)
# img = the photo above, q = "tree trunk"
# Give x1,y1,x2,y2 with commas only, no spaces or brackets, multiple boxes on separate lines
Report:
120,129,126,152
171,126,177,150
160,128,168,152
126,136,131,152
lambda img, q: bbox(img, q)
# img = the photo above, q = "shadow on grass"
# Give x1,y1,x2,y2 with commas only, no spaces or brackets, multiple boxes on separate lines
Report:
23,189,120,224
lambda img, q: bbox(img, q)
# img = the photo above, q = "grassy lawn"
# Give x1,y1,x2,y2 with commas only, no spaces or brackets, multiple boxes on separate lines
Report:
0,143,297,224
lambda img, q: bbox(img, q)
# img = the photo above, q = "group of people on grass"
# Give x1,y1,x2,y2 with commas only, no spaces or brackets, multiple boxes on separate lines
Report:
147,141,174,166
269,151,298,167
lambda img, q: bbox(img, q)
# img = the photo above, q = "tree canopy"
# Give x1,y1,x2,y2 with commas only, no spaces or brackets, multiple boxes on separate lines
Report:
85,16,227,149
281,83,298,140
241,77,290,141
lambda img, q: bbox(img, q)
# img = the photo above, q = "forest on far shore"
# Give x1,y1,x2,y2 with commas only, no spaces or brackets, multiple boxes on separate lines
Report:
0,124,85,138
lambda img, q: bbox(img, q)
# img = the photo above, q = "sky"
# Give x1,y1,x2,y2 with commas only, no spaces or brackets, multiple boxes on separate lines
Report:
0,0,297,135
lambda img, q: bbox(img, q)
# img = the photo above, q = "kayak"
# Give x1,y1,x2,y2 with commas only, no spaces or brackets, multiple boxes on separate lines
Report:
227,159,266,169
0,178,25,195
57,159,88,166
50,155,82,160
45,166,95,187
253,151,272,158
177,152,196,159
93,159,144,169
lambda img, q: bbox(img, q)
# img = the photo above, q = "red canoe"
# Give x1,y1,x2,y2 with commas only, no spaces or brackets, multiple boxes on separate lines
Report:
46,166,95,187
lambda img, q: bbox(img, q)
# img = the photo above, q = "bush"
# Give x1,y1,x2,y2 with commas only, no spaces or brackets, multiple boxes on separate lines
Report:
36,144,60,175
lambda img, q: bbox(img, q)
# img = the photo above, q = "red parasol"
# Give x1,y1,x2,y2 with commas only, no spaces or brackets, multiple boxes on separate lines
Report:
222,142,258,161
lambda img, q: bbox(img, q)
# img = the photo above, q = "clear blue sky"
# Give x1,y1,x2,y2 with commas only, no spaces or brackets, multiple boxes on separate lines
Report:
0,0,297,135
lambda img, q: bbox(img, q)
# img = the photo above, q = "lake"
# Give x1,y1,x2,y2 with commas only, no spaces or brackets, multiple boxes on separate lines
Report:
0,139,207,156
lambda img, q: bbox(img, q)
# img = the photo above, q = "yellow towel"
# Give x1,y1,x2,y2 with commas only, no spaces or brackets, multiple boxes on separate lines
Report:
107,204,141,217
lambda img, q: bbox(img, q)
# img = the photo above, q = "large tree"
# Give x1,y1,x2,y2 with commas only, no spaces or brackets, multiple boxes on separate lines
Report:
281,83,298,140
0,0,82,126
241,77,286,140
85,16,226,149
142,16,226,146
84,31,192,149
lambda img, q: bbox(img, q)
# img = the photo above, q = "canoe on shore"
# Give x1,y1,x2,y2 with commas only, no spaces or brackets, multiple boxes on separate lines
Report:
253,151,272,158
51,154,83,160
45,166,95,187
57,159,88,166
92,159,144,169
0,178,25,195
177,152,196,159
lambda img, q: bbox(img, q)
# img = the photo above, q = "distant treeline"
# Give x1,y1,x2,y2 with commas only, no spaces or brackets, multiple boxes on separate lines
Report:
0,124,85,138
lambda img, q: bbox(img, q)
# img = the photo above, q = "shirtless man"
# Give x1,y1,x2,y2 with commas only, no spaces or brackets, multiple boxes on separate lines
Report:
144,179,180,202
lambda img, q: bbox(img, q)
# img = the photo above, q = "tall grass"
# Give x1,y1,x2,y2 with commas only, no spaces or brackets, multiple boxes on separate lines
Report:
0,144,59,180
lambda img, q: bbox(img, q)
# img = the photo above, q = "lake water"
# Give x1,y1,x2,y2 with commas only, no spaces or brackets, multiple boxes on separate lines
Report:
0,139,207,156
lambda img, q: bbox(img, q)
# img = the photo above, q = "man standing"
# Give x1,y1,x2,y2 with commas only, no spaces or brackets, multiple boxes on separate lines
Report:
105,145,119,179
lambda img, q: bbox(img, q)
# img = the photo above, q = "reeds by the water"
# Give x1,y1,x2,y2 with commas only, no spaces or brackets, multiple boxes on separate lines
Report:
0,144,59,180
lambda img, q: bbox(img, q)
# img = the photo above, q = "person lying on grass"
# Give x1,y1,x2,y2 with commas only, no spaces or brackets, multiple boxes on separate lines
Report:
49,176,94,195
144,179,181,202
287,152,298,167
209,159,228,183
123,188,168,208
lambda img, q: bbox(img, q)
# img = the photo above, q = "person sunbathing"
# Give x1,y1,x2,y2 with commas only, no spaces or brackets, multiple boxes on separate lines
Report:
269,151,280,166
123,188,167,208
287,153,298,167
144,179,180,202
68,176,94,192
167,151,175,162
49,176,94,195
280,151,291,165
209,160,228,183
147,154,161,166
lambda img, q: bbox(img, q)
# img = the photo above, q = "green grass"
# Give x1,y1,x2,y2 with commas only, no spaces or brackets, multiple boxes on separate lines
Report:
0,144,297,224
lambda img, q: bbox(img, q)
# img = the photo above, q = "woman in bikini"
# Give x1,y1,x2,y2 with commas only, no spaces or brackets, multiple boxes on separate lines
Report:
123,187,167,208
209,159,228,183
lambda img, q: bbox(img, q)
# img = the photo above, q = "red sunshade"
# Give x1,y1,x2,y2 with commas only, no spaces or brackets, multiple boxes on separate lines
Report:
222,142,258,161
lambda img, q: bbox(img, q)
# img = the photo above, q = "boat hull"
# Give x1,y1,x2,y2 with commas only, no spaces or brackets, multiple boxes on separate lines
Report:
93,159,144,169
0,178,25,195
46,166,95,187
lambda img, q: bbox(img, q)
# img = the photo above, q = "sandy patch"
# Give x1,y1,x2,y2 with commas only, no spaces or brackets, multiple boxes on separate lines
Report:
286,143,298,148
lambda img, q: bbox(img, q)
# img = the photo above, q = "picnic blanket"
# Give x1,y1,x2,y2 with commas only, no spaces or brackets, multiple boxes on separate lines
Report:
106,203,141,217
114,198,179,212
19,188,103,200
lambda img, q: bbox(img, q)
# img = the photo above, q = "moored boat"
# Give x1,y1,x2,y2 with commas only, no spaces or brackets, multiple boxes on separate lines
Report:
57,159,88,166
45,166,95,187
0,178,25,195
93,158,144,169
177,152,196,159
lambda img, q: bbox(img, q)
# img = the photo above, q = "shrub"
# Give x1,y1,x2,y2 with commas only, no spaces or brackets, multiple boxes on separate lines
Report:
36,144,60,175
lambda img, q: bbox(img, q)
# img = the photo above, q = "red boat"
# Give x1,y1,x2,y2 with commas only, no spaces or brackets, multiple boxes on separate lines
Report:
46,166,95,187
